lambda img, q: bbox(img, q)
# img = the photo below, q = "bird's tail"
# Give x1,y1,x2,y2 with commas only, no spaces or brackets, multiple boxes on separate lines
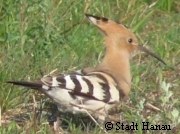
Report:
7,81,42,90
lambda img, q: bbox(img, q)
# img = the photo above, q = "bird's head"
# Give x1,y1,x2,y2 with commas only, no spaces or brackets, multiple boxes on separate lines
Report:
85,14,166,65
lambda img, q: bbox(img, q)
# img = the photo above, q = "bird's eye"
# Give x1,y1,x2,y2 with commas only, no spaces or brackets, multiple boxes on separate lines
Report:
128,38,133,44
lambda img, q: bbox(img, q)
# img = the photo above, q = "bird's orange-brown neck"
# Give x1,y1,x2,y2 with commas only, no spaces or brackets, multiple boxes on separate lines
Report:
96,41,132,97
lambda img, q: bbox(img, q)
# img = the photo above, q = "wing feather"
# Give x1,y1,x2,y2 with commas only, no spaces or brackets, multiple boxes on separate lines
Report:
43,71,119,103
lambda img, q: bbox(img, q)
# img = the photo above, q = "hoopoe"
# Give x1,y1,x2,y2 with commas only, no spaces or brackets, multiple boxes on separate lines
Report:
7,14,166,121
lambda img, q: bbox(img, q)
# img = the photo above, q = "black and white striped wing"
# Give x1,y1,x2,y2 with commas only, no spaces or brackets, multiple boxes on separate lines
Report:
41,71,120,111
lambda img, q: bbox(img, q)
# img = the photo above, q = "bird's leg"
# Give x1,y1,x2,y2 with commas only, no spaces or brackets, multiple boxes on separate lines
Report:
48,104,62,134
69,102,107,133
83,109,108,134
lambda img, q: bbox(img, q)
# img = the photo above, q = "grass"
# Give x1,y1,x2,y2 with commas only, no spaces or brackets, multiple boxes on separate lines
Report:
0,0,180,133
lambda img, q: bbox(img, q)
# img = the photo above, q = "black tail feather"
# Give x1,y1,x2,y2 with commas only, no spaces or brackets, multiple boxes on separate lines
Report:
7,81,42,90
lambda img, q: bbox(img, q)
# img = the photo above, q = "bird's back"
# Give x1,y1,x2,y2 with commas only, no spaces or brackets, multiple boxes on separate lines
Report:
40,71,120,113
8,70,121,115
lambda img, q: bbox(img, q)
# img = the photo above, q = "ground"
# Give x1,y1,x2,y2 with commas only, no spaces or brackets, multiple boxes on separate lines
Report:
0,0,180,133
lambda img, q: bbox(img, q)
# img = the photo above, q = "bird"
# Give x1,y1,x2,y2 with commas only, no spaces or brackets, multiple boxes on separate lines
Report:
7,14,166,122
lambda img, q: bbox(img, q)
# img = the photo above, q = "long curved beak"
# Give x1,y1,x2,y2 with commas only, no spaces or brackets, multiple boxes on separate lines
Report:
138,45,166,65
